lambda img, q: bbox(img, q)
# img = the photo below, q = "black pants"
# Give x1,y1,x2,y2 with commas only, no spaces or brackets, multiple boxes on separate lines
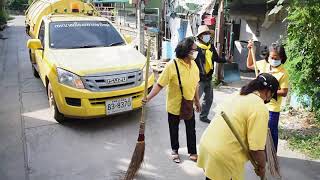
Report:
168,113,197,154
199,80,213,120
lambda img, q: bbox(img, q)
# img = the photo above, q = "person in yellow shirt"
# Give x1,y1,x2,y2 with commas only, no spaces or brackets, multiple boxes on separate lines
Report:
143,37,201,163
197,73,279,180
247,41,289,151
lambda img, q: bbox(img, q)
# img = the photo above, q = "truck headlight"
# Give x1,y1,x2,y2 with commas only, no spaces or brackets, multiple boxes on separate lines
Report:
57,68,84,89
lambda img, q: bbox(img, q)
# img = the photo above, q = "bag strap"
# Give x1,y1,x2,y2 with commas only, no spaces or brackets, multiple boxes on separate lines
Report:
173,59,183,96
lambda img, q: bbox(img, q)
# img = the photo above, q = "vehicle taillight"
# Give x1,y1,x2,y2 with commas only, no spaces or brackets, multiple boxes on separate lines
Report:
71,3,80,13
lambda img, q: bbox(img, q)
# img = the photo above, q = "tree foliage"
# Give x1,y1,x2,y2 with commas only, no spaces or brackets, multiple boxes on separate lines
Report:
285,0,320,121
8,0,28,11
0,7,9,26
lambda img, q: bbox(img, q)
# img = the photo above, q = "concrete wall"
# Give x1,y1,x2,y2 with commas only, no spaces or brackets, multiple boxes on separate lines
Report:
239,19,287,47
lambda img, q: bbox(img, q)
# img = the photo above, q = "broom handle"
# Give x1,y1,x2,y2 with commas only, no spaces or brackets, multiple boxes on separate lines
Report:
221,111,266,180
250,40,259,77
143,39,151,102
138,39,151,136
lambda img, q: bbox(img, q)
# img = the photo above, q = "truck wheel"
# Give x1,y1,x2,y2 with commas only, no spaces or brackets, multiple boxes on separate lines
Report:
29,49,35,63
29,50,40,78
48,83,65,123
32,65,40,78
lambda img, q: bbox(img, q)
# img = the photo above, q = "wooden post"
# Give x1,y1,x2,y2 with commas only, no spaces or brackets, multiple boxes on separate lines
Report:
215,0,225,81
162,0,167,39
137,0,145,54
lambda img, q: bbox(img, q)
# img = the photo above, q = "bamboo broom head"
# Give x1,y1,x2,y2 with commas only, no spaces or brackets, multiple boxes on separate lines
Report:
123,140,145,180
266,129,281,179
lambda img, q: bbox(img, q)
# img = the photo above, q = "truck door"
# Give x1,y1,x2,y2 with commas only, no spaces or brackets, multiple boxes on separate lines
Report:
35,21,46,82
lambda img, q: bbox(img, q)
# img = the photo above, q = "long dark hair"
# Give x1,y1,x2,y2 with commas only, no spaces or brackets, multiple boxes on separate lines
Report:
240,79,267,95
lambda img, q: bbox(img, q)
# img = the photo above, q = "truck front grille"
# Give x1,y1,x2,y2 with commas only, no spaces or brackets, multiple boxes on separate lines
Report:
82,70,142,92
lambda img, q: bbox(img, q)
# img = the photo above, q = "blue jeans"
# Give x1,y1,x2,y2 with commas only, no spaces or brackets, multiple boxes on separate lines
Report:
269,111,280,151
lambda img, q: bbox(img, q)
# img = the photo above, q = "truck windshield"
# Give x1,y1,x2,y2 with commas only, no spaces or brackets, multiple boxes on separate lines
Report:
49,21,125,49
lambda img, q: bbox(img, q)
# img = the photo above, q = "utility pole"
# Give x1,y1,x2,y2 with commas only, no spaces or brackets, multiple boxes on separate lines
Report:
215,0,225,81
137,0,145,54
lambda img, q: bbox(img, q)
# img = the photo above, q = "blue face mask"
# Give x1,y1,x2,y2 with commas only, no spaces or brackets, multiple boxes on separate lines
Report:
269,57,282,67
202,35,211,43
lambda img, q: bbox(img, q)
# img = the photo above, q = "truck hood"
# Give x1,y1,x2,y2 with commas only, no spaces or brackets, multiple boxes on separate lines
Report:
49,45,146,76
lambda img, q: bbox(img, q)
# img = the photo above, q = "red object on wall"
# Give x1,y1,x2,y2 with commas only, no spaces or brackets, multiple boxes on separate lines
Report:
204,16,216,25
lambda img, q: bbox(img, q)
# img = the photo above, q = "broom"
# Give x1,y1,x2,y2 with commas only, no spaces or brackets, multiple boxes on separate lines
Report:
123,39,152,180
250,41,281,178
221,111,266,180
266,129,281,178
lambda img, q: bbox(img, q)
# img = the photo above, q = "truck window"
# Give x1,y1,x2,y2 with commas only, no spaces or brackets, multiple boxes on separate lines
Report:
49,21,125,49
38,21,45,47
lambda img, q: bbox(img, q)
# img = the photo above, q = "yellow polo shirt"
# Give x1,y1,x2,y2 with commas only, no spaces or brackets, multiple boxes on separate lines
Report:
256,60,289,112
197,93,269,180
157,59,200,115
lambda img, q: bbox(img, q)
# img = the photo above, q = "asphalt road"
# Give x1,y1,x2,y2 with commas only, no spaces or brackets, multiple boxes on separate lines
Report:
0,16,319,180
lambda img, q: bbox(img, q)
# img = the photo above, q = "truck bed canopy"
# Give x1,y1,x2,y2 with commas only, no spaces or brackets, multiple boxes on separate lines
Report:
25,0,99,38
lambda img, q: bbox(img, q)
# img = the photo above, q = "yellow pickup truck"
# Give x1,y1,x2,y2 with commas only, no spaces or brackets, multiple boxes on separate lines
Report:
25,0,154,123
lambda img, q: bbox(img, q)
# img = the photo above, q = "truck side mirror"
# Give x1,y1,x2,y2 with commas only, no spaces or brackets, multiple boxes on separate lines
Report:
27,39,43,50
123,35,132,44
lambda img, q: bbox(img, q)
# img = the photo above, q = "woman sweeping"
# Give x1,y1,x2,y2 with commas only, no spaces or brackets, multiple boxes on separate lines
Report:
247,41,289,151
197,73,279,180
143,37,201,163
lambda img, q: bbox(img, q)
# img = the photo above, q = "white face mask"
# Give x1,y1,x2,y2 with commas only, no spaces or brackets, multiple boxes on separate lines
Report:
202,35,211,43
269,57,281,67
190,51,198,60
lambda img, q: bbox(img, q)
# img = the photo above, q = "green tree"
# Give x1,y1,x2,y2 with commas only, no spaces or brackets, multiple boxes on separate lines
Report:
8,0,28,11
0,0,8,26
285,0,320,121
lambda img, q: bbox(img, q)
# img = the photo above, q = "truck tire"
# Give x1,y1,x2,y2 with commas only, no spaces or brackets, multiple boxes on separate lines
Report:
26,25,30,36
32,65,40,78
29,49,35,63
29,50,40,78
48,82,65,123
